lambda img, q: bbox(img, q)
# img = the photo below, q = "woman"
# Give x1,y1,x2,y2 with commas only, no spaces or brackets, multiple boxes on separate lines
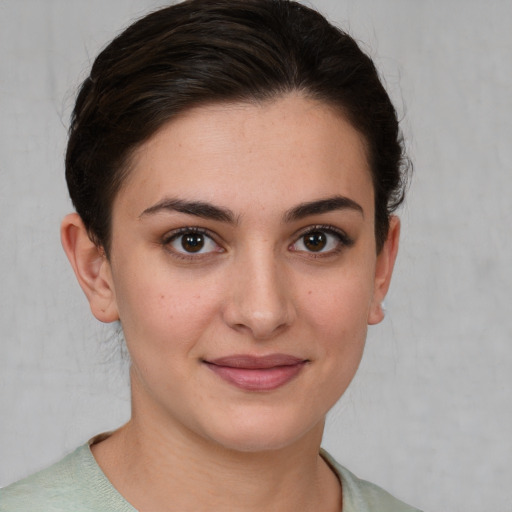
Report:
1,0,418,510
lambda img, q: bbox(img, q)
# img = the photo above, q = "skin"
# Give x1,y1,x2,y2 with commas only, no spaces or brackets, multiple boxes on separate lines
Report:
61,93,400,512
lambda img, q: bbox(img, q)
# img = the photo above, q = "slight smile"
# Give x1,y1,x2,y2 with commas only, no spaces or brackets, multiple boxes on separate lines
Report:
203,354,309,391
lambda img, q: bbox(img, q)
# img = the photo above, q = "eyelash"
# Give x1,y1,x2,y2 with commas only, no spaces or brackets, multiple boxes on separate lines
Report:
161,227,222,261
290,224,354,258
161,224,354,260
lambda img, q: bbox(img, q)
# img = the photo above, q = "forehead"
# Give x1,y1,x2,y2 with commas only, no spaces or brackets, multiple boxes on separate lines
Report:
117,94,374,218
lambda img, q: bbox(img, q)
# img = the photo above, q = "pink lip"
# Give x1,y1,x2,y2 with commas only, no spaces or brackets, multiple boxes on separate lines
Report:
204,354,308,391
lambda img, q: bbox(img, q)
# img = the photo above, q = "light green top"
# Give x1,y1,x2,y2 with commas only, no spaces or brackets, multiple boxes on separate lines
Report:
1,442,421,512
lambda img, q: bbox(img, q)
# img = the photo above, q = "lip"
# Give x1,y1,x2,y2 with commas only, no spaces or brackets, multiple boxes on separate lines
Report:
203,354,308,391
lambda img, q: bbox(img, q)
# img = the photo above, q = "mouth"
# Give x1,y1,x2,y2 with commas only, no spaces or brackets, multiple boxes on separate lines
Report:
203,354,309,391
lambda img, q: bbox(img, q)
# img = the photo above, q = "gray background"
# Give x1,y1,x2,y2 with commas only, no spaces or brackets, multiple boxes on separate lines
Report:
1,1,511,511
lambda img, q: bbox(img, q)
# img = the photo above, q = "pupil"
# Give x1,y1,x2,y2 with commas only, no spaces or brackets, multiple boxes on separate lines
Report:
182,233,204,252
304,231,326,251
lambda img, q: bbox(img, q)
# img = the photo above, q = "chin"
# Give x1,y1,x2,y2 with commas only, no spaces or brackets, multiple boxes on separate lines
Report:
198,407,325,454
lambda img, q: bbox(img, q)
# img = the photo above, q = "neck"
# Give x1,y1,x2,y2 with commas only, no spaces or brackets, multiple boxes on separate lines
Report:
91,378,342,512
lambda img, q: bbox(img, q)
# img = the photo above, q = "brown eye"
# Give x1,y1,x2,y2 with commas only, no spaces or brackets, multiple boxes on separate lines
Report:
181,233,204,253
166,229,220,256
303,231,327,252
290,226,353,255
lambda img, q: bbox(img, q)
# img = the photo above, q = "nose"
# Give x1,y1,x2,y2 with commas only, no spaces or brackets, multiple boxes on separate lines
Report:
222,246,295,340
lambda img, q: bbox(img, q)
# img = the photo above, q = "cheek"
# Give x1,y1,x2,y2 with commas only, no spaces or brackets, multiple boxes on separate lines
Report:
303,268,374,338
113,264,224,354
300,269,373,388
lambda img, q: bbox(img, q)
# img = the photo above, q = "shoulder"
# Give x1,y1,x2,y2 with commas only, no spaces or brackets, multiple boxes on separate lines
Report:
321,449,423,512
0,443,134,512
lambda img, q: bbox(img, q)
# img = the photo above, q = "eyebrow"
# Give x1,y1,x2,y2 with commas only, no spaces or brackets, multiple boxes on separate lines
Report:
139,198,236,223
139,194,363,224
283,195,364,222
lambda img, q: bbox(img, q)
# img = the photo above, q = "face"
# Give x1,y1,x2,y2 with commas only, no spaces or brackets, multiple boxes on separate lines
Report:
83,94,397,452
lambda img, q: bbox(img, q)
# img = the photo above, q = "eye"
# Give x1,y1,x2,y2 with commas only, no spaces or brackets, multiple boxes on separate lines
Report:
290,226,353,255
164,228,222,256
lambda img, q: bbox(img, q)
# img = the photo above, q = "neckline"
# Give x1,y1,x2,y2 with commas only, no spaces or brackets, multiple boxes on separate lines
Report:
83,435,345,511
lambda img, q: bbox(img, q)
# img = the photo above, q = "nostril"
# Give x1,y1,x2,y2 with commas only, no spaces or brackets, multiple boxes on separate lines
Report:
227,312,292,341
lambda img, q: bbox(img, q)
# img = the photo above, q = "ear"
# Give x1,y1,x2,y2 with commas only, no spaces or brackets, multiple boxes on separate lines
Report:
367,216,400,325
60,213,119,323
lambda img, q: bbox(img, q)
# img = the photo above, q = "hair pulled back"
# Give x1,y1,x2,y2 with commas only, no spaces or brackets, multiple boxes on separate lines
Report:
66,0,409,254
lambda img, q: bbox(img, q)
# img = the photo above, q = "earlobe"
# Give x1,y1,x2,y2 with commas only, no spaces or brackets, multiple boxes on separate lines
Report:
367,216,400,326
60,213,119,323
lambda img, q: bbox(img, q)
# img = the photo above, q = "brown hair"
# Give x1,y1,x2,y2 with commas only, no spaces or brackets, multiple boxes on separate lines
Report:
66,0,409,254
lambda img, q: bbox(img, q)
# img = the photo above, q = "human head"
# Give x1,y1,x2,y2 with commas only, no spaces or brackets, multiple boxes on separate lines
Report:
65,0,408,256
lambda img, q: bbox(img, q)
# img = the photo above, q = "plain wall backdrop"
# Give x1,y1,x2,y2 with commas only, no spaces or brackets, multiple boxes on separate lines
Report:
1,1,511,511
